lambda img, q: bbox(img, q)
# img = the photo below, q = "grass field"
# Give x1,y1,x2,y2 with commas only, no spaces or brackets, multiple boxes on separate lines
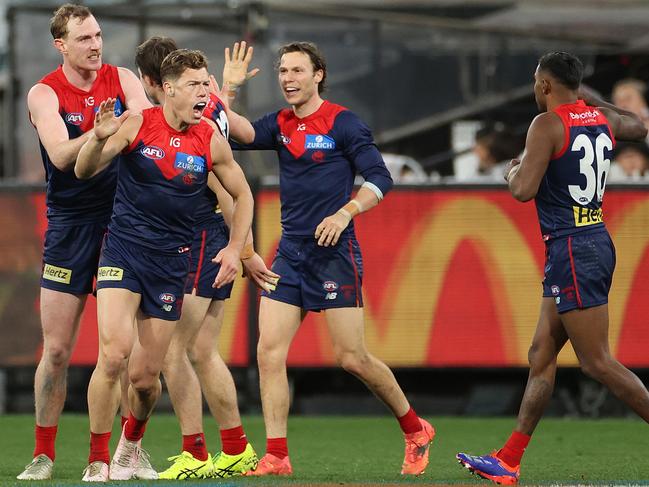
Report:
1,414,648,485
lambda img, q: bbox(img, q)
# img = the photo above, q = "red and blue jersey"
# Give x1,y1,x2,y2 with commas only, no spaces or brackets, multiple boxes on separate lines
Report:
536,100,615,240
35,64,126,224
110,106,214,253
193,93,228,230
232,100,393,237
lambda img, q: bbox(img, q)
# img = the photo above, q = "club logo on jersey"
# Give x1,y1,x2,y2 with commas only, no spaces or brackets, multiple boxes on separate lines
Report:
551,285,560,296
312,150,325,163
42,264,72,284
140,145,165,160
97,266,124,281
65,113,84,125
305,134,335,150
279,133,291,145
573,206,603,227
159,292,176,304
174,153,205,174
323,281,338,292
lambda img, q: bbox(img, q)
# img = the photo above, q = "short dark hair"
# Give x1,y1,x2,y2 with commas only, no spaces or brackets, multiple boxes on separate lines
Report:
538,51,583,91
135,36,179,87
160,49,208,83
50,3,92,39
277,42,327,94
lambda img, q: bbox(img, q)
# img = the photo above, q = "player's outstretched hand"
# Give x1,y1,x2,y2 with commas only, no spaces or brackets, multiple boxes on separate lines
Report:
242,253,280,292
315,211,351,247
503,158,521,182
93,98,129,141
223,41,260,90
212,245,240,288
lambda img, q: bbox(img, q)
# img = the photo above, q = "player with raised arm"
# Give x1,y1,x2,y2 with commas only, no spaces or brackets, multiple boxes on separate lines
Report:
457,51,649,485
17,3,150,481
134,37,276,479
226,41,435,476
75,49,254,481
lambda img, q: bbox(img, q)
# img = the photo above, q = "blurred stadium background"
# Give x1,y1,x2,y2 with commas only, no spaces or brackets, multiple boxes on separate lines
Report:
0,0,649,423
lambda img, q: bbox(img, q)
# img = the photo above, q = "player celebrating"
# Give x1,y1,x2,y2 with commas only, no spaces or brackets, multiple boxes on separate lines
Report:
457,52,649,484
226,41,434,476
18,3,150,481
75,49,254,481
134,37,276,479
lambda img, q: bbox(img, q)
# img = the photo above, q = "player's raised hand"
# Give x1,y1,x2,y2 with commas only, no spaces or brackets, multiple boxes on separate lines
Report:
212,245,240,288
93,98,129,141
315,211,351,247
242,253,280,292
223,41,260,89
209,74,231,109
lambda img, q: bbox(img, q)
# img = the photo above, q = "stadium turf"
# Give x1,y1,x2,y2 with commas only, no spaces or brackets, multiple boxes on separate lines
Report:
1,414,648,485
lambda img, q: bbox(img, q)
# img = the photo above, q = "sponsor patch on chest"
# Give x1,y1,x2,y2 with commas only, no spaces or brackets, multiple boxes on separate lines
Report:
305,134,335,150
174,152,205,173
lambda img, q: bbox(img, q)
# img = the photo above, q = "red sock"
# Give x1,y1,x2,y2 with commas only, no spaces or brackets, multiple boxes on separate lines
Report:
182,433,208,461
220,425,247,456
397,407,422,434
120,416,128,429
497,431,531,468
34,425,57,461
266,437,288,459
89,432,111,464
124,413,148,442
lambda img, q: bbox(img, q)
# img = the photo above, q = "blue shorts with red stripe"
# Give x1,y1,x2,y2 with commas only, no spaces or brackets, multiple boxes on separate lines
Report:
542,228,615,314
184,215,233,300
41,220,109,295
96,233,190,321
262,235,363,311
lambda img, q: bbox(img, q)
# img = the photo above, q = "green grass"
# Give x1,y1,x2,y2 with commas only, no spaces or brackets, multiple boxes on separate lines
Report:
2,414,648,485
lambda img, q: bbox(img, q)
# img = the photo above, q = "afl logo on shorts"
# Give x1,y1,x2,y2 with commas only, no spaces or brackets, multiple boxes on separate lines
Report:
159,292,176,304
65,113,84,125
141,145,165,160
323,281,338,292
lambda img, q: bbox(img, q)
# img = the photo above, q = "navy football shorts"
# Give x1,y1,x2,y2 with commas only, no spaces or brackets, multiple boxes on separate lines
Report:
262,235,364,311
96,233,190,321
542,228,616,314
41,221,109,295
184,216,233,300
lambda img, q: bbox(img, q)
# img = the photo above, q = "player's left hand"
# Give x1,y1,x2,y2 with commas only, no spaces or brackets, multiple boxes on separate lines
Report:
503,158,521,182
242,253,280,292
209,74,230,109
223,41,260,90
212,245,240,288
315,211,351,247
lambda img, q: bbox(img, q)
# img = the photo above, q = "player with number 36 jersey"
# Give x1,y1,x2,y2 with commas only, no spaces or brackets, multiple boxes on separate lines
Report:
457,52,649,486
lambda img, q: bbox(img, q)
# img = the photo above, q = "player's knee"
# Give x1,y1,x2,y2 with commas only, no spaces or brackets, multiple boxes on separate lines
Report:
579,355,613,381
99,349,129,380
129,368,160,392
188,342,212,368
527,340,554,371
337,350,371,376
43,342,72,369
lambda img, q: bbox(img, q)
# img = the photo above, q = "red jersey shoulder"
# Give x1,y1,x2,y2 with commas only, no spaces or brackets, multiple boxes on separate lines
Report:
554,100,609,128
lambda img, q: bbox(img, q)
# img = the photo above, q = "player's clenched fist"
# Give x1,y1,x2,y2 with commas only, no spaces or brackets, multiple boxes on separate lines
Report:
314,211,351,247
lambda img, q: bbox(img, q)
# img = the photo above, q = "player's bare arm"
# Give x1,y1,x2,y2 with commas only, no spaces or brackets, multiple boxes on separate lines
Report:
506,113,561,202
579,85,648,141
209,130,254,288
27,83,94,171
314,186,382,248
118,66,153,113
75,98,137,179
207,172,279,292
